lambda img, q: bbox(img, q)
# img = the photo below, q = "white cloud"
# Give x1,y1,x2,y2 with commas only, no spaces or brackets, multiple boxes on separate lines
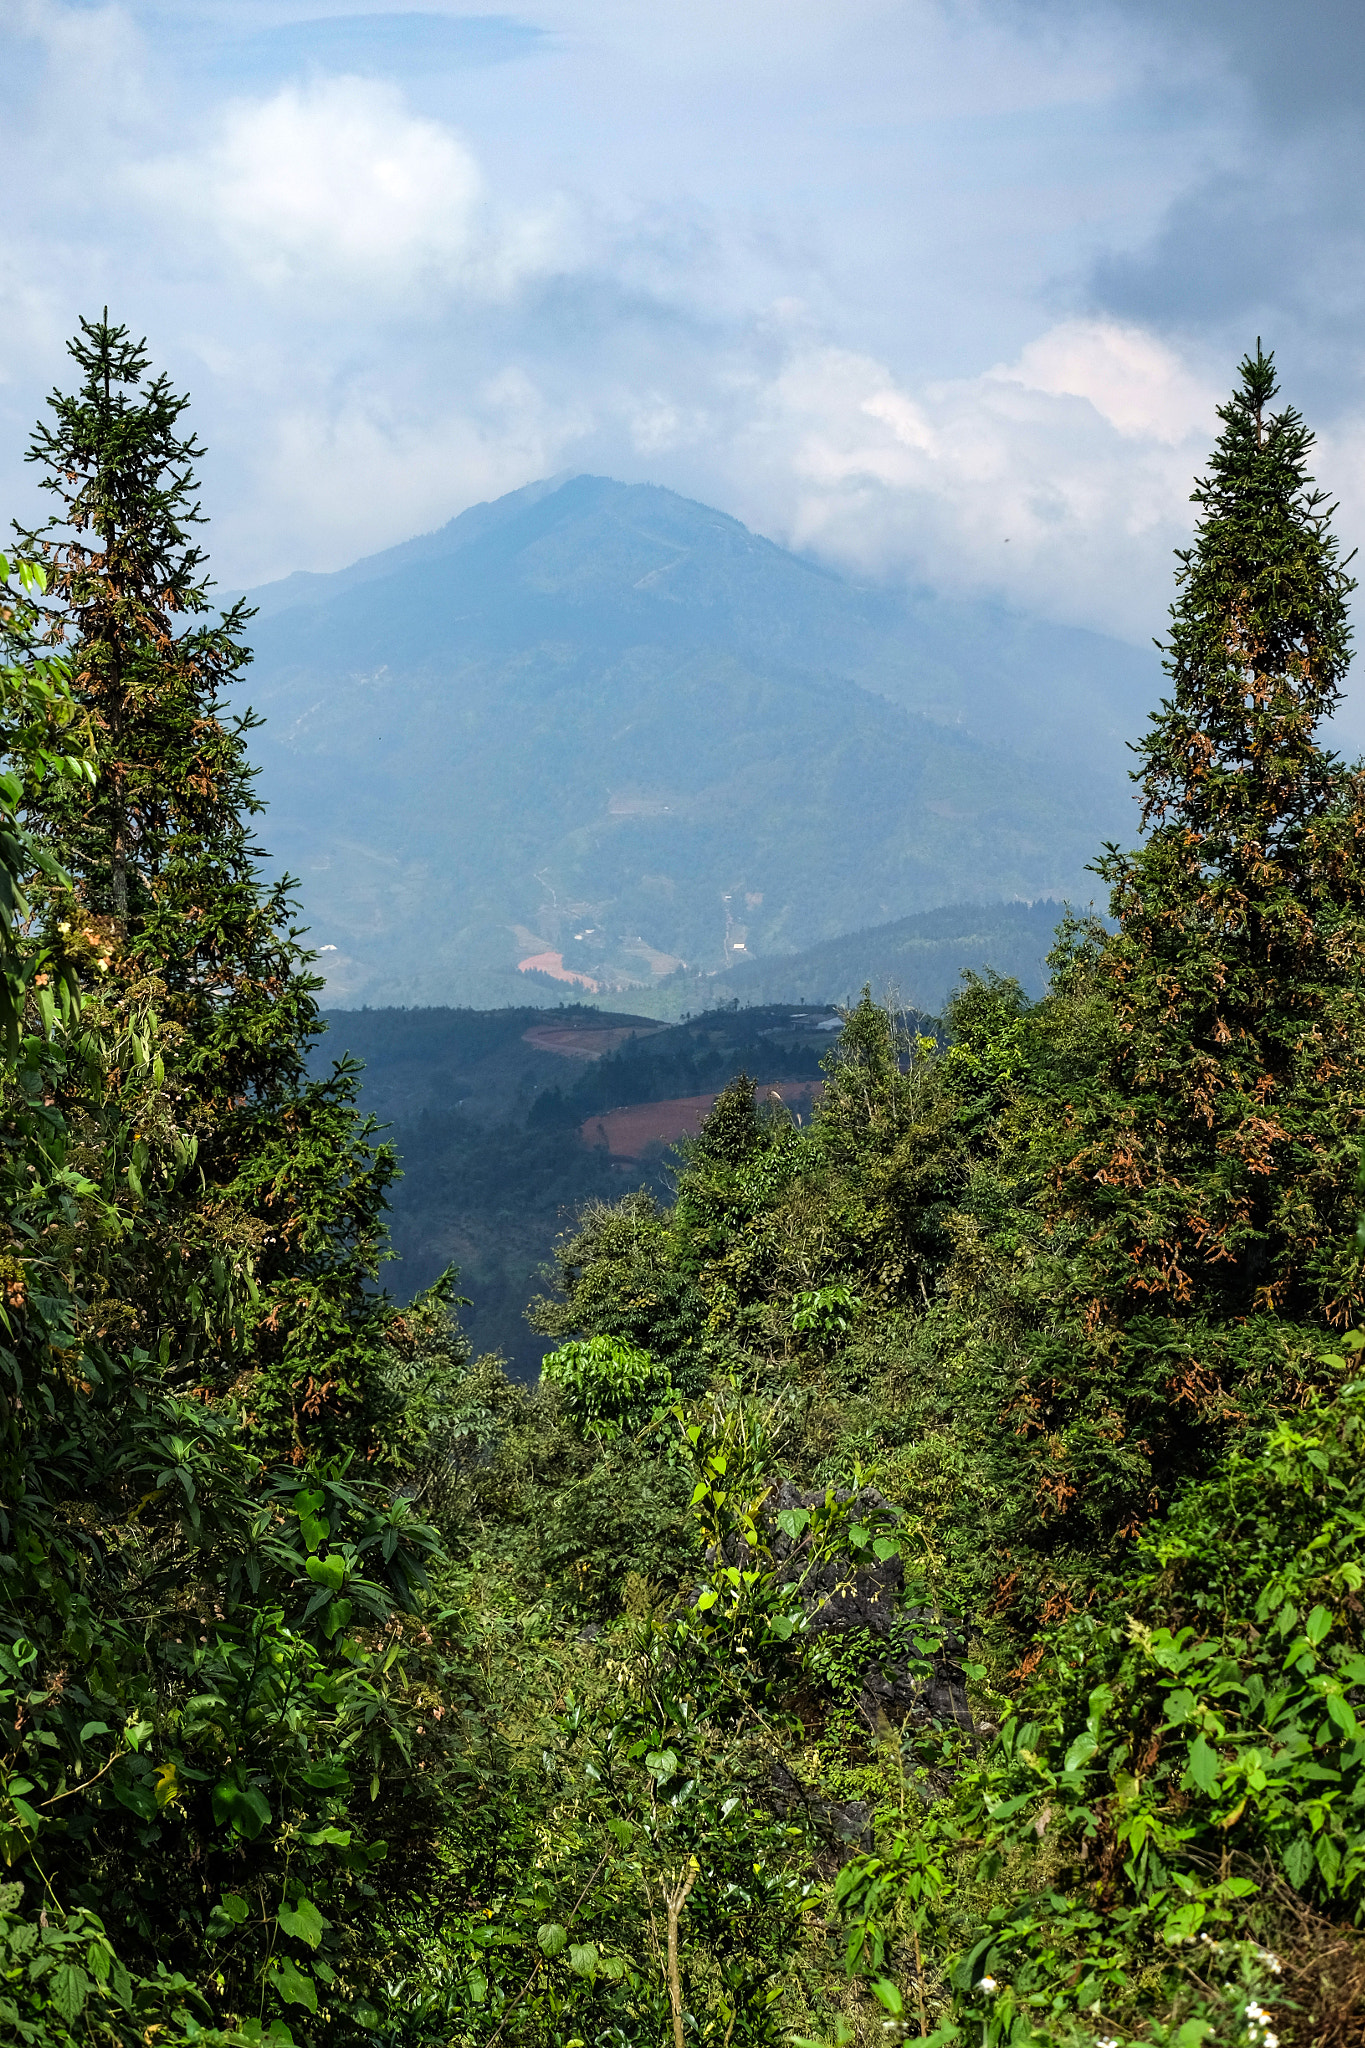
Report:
135,75,568,302
5,0,1359,671
723,319,1219,640
216,365,595,585
993,319,1218,443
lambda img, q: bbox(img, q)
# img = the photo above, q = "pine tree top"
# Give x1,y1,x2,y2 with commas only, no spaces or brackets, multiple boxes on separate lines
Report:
23,312,216,640
1132,343,1355,860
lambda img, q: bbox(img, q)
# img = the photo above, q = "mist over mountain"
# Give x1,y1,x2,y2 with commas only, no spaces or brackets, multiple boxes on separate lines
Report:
234,475,1157,1008
708,898,1074,1015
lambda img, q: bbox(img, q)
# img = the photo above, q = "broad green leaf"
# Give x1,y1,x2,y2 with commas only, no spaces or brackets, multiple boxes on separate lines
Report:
1325,1691,1360,1740
305,1554,346,1591
1282,1834,1314,1888
300,1760,350,1791
537,1922,567,1957
1186,1735,1220,1795
110,1772,157,1822
207,1894,251,1942
1306,1604,1333,1646
321,1598,353,1640
567,1942,598,1977
278,1897,326,1948
1063,1731,1098,1775
50,1963,91,2023
213,1780,272,1839
272,1959,318,2012
1161,1901,1205,1943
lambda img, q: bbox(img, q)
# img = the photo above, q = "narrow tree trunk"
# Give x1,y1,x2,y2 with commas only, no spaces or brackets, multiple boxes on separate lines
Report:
111,820,128,922
664,1860,699,2048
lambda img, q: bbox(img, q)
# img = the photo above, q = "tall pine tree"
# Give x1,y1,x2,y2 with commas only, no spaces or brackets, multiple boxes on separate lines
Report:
1006,348,1365,1586
1073,344,1363,1326
18,314,402,1458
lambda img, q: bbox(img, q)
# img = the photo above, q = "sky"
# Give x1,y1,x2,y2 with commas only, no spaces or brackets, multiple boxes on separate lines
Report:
3,0,1365,649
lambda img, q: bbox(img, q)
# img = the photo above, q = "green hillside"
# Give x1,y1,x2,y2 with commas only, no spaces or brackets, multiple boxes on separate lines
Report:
709,896,1072,1011
234,476,1156,1007
6,313,1365,2048
317,999,861,1374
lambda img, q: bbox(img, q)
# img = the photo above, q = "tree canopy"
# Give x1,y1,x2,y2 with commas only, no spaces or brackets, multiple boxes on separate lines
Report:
2,331,1365,2048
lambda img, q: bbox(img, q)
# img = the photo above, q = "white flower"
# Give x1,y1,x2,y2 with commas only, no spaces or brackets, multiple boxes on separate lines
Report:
1096,2037,1120,2047
976,1976,999,1995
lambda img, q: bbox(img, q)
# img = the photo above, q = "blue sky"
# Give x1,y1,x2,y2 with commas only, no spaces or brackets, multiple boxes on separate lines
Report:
4,1,1363,647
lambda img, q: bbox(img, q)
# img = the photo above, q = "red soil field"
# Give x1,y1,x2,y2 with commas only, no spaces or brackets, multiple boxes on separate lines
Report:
582,1080,823,1159
517,950,599,991
522,1024,667,1060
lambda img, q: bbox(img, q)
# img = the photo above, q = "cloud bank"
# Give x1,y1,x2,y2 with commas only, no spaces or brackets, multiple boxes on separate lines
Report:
1,0,1363,664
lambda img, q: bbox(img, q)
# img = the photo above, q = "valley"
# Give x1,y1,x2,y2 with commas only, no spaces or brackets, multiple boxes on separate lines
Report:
316,997,856,1374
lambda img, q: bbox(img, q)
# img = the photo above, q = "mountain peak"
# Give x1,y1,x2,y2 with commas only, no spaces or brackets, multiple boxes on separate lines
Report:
231,474,1157,1009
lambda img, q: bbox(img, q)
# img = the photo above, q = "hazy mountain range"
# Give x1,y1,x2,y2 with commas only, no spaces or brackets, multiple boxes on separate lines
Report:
234,474,1157,1010
707,897,1073,1014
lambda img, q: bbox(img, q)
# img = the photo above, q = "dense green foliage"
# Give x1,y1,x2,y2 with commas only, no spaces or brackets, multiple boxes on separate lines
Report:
3,331,1364,2048
0,326,479,2046
499,348,1365,2041
17,314,402,1462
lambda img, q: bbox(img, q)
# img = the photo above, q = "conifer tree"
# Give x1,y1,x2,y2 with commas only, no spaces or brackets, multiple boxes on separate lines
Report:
17,315,400,1457
1008,348,1365,1576
1066,345,1365,1329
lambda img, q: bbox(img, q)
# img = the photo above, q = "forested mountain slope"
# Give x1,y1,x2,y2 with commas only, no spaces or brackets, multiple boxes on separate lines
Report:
314,1001,857,1373
708,896,1068,1010
234,475,1156,1008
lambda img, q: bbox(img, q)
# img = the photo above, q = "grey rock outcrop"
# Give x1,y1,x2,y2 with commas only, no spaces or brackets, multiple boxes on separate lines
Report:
764,1481,974,1736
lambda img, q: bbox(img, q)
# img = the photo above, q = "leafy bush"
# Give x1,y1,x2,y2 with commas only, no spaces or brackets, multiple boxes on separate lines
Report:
538,1451,696,1617
0,1881,246,2048
540,1332,674,1441
831,1343,1365,2042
